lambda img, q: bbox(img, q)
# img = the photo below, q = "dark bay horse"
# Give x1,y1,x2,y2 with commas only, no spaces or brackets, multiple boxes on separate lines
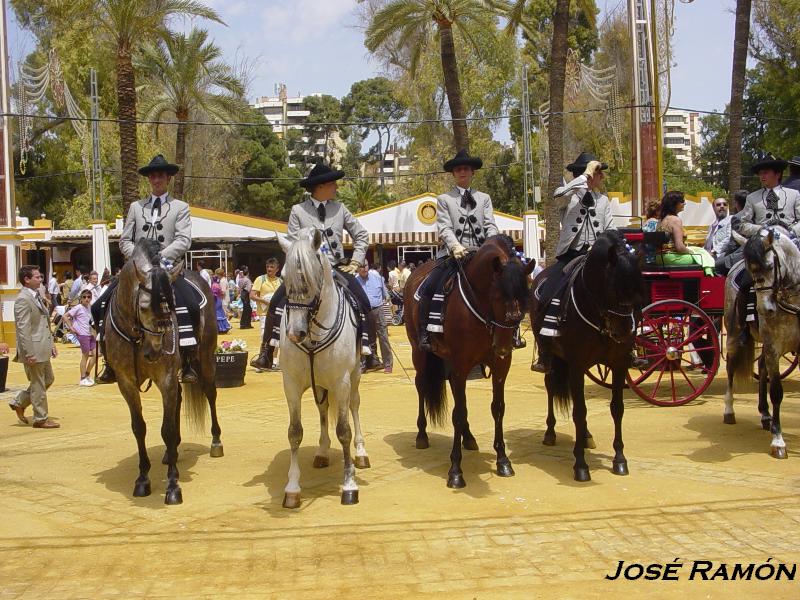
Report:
405,235,534,488
529,231,644,481
104,240,222,504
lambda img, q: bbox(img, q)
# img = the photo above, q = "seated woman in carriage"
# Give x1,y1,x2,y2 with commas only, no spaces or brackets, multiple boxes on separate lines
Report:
655,190,716,275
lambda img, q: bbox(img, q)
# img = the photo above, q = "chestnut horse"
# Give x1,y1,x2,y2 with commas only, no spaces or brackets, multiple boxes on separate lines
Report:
405,235,534,488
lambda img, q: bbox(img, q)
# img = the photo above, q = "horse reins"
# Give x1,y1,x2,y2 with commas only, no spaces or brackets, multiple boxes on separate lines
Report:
453,254,522,335
570,264,636,340
753,245,800,315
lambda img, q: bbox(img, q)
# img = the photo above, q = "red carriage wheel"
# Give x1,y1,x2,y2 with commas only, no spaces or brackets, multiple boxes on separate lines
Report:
752,344,798,380
626,300,720,406
585,363,628,389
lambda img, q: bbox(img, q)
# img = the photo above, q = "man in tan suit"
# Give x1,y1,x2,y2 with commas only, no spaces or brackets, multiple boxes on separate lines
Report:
8,266,60,428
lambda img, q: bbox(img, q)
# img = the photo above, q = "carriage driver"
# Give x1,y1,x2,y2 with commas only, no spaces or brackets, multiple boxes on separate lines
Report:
531,151,615,372
249,163,373,371
93,155,201,384
417,149,499,351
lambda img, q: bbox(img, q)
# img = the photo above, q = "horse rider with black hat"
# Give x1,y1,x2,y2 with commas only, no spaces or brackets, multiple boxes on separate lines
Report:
93,154,202,384
250,163,374,371
531,151,615,372
731,153,800,331
783,155,800,192
417,149,499,351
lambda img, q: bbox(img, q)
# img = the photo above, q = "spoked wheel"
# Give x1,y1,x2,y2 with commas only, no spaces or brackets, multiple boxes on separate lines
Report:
753,344,798,380
627,300,720,406
585,364,628,389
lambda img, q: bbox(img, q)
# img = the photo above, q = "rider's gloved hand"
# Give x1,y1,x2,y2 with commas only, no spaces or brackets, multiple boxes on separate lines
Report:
452,243,468,259
160,258,174,270
583,160,602,178
340,260,361,274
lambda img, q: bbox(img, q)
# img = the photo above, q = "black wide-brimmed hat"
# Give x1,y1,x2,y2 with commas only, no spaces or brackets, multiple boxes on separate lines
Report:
566,151,608,175
751,153,788,174
443,149,483,172
300,163,345,190
788,155,800,167
138,154,179,176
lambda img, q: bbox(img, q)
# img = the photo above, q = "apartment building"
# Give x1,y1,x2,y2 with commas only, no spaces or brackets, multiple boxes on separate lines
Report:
662,108,701,170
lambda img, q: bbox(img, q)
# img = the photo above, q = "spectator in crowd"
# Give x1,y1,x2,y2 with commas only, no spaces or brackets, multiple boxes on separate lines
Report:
357,262,393,373
68,266,85,306
211,274,231,333
196,260,212,287
60,271,74,307
704,197,731,258
215,268,230,316
387,260,400,293
62,289,96,386
642,198,661,232
250,258,283,371
47,271,61,309
715,190,749,275
8,266,60,428
83,270,102,305
397,261,411,291
238,265,253,329
656,191,715,275
408,262,416,272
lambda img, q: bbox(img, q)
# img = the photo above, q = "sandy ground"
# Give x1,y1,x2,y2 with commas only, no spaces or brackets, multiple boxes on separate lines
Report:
1,323,798,599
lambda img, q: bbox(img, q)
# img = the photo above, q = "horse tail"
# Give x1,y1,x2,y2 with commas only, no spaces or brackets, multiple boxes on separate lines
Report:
728,326,755,388
421,352,449,428
550,356,572,414
182,381,208,432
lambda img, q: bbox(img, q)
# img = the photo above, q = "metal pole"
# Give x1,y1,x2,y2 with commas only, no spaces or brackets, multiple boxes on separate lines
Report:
649,0,665,195
90,68,104,220
520,65,535,213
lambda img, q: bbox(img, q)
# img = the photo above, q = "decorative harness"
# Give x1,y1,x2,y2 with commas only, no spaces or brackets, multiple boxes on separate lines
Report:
569,259,636,340
453,254,523,334
752,229,800,315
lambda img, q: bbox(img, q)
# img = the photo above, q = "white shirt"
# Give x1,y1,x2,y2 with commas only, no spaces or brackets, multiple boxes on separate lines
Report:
47,276,60,296
199,269,212,286
149,194,167,223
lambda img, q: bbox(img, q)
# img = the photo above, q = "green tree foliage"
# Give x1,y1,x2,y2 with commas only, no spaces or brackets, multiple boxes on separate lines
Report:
338,179,391,213
287,94,349,169
662,148,725,199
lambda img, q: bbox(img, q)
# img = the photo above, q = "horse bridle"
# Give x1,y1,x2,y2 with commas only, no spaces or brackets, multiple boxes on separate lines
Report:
454,256,523,334
752,245,800,315
571,265,636,341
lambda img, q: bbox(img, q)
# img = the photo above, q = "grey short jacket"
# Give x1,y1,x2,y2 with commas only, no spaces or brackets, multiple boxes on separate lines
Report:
552,174,615,258
436,187,499,258
119,194,192,262
287,197,369,265
733,186,800,238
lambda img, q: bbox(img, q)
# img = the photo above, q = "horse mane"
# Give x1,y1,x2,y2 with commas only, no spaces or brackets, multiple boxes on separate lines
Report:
283,232,324,299
130,239,175,317
586,231,643,305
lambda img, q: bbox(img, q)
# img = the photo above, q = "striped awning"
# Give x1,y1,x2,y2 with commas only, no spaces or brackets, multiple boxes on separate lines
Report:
343,229,523,246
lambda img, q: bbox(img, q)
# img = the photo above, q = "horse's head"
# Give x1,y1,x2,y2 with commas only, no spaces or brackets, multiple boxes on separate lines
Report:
131,240,179,361
744,226,797,316
282,227,327,344
584,231,644,343
477,236,536,358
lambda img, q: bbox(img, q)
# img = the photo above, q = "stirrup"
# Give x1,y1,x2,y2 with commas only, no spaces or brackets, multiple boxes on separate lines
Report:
180,365,199,384
96,363,116,384
250,350,270,370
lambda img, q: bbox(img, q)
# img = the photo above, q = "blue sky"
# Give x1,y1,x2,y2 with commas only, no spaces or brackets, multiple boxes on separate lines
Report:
9,0,738,121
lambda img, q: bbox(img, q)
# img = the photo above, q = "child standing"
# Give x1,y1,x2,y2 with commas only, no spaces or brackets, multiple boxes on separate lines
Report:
62,289,96,386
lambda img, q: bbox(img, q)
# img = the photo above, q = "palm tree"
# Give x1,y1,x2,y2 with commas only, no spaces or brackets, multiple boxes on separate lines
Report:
337,178,389,213
727,0,752,195
88,0,223,211
364,0,497,153
136,28,246,198
494,0,595,265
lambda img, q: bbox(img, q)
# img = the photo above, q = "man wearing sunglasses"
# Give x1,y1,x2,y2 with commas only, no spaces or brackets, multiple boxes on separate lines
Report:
704,197,731,258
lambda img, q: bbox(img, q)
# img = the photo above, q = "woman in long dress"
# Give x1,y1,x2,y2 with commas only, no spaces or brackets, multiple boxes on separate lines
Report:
656,191,716,275
212,275,231,333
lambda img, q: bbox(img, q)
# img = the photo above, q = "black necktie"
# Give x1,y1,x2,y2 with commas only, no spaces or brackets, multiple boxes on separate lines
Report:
765,189,779,211
152,196,162,215
317,202,326,223
461,190,476,210
581,190,595,208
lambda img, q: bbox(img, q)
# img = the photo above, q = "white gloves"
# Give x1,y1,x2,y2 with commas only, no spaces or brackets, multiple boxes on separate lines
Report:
452,244,468,259
583,160,602,177
340,260,360,274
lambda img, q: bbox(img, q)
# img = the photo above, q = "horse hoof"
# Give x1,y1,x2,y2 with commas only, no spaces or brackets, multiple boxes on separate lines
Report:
497,462,515,477
341,489,359,505
133,480,151,497
283,492,301,509
312,455,330,468
354,455,371,469
462,438,479,451
585,436,596,450
164,487,183,505
723,413,736,425
612,461,629,476
770,446,788,459
209,444,224,458
447,473,466,489
542,431,556,446
573,467,591,482
762,418,772,431
416,437,429,450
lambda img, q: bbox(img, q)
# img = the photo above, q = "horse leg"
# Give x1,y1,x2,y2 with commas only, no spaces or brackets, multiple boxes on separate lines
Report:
610,368,628,476
723,356,737,425
313,391,331,469
121,382,151,497
491,360,514,477
203,376,224,457
283,385,304,509
349,376,370,469
570,371,591,482
757,356,772,431
462,420,479,451
163,385,182,465
447,374,468,489
161,381,182,505
333,381,358,505
542,372,557,446
768,369,787,459
414,352,429,449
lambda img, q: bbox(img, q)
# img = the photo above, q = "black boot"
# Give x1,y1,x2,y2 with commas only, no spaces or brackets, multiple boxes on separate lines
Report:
95,339,116,384
737,285,752,345
250,317,274,370
418,330,433,352
531,340,552,373
180,348,199,384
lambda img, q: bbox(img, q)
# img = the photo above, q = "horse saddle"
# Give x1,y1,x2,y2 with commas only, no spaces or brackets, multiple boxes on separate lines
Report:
729,260,747,293
332,269,362,323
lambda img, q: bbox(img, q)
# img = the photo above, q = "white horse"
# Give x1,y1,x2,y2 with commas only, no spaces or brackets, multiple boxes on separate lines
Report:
724,226,800,459
277,227,370,508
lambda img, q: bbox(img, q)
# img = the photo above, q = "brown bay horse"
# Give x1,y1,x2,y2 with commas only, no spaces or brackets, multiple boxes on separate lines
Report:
405,235,534,488
104,240,222,504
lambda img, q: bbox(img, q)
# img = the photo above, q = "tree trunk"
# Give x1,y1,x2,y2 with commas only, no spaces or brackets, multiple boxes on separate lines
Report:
727,0,752,195
174,109,188,198
437,21,469,152
544,0,570,266
116,47,140,213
